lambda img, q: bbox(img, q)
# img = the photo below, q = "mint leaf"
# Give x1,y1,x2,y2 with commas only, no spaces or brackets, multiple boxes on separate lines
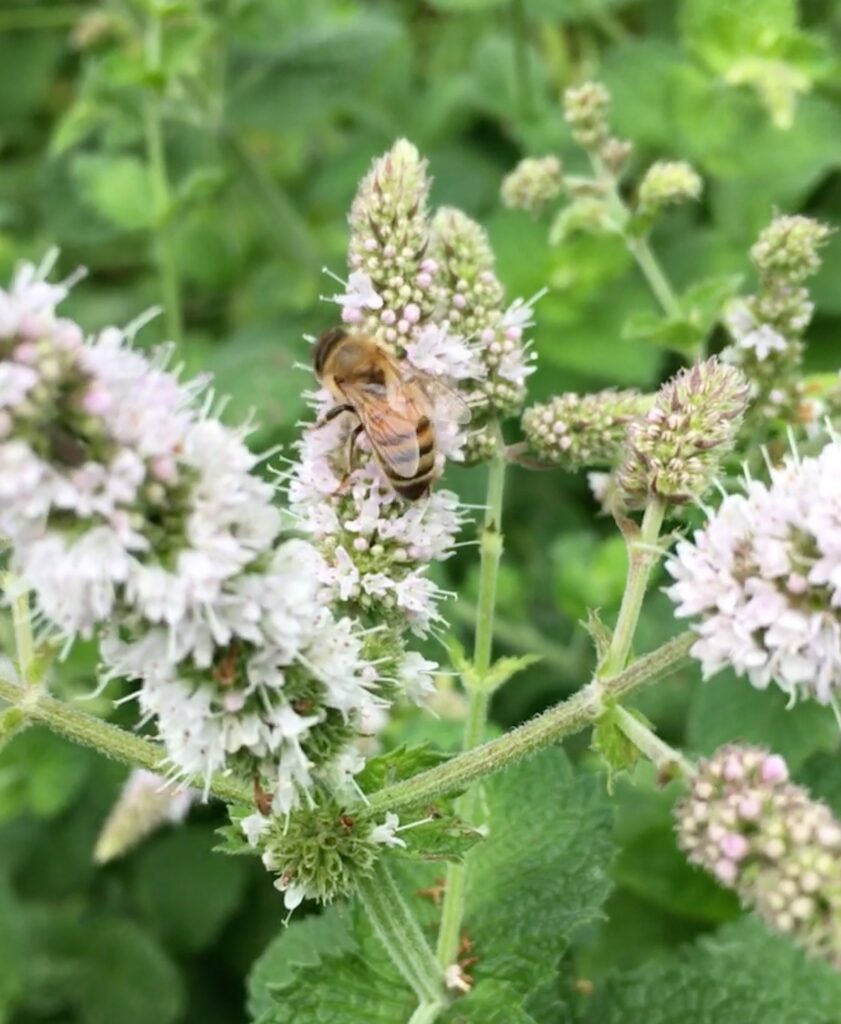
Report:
591,707,643,792
392,812,485,864
247,908,356,1022
129,825,250,953
482,653,542,694
687,670,838,770
584,917,841,1024
442,979,540,1023
462,748,613,995
358,744,451,795
71,154,156,231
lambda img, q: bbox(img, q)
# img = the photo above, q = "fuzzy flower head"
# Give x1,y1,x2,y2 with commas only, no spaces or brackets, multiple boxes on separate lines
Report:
501,156,564,215
617,358,749,509
0,260,387,814
636,160,703,220
724,215,832,426
431,207,537,433
522,388,649,471
564,82,611,151
666,439,841,704
345,139,437,346
238,802,406,910
677,745,841,968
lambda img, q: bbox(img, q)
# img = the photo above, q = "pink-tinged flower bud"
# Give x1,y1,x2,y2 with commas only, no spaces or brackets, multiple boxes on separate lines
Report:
81,385,112,416
676,745,841,969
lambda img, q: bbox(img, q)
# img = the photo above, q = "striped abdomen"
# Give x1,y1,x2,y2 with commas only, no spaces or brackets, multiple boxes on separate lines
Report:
382,414,437,501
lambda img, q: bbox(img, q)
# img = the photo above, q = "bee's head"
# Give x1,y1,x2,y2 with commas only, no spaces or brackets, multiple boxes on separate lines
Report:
313,327,348,378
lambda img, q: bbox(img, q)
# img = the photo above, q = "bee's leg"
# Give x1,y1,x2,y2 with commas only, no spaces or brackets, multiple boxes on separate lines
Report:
333,423,366,496
314,403,354,430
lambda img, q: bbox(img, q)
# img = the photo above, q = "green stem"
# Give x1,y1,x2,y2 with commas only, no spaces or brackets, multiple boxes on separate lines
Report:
221,129,319,272
0,677,251,804
624,235,682,321
612,704,696,779
144,11,183,344
436,428,506,969
363,627,694,812
597,496,667,680
509,0,534,121
3,575,37,686
407,1003,446,1024
357,861,445,1008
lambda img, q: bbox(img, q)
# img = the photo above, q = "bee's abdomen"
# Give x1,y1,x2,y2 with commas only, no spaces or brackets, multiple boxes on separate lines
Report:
386,415,437,501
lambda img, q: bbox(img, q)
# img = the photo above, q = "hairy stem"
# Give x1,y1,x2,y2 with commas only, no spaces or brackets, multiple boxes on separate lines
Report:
612,704,696,779
144,10,183,344
364,630,694,816
0,677,251,804
625,235,682,320
437,427,506,968
597,496,666,680
407,1003,446,1024
357,861,445,1009
2,574,38,686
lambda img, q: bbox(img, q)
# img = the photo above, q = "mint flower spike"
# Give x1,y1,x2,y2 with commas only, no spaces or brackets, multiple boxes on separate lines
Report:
344,138,437,346
677,745,841,969
665,438,841,703
239,803,407,911
430,206,538,436
0,259,384,816
501,155,564,215
521,388,649,471
617,357,750,509
723,214,833,425
636,160,703,219
94,769,194,864
563,81,611,152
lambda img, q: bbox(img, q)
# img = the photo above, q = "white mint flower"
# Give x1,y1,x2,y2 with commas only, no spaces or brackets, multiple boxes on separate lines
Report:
403,323,484,381
666,440,841,703
370,812,407,848
94,769,194,863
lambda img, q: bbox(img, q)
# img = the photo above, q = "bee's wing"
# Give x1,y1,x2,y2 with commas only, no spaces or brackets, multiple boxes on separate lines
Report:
409,370,472,426
340,380,422,479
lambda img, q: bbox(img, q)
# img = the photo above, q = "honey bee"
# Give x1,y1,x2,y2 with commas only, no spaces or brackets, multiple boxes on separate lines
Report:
313,328,469,501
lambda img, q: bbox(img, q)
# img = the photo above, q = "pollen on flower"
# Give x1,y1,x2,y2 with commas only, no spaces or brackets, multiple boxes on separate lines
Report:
665,439,841,703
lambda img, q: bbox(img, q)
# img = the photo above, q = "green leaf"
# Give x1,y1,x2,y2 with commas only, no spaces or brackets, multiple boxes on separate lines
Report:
687,670,839,771
19,909,183,1024
614,824,739,924
357,744,451,796
680,0,798,71
247,908,356,1022
442,979,541,1023
392,812,485,864
129,825,250,953
591,706,643,792
71,154,156,231
584,917,841,1024
0,729,94,822
482,653,543,694
462,748,613,995
446,633,480,690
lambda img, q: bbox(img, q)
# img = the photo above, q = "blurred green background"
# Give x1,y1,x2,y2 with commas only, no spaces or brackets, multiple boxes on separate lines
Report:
1,1,841,1021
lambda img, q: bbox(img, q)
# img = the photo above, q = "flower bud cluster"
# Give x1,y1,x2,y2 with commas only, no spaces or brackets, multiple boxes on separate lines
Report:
724,215,832,425
563,82,630,172
666,440,841,703
240,804,406,910
94,769,194,863
431,207,538,433
0,257,393,813
521,388,648,470
636,160,703,220
501,155,564,215
617,358,749,508
676,745,841,968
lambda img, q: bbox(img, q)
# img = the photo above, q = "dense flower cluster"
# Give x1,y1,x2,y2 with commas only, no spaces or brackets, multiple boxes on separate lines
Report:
521,388,648,471
0,255,391,812
563,81,631,173
240,802,406,910
666,440,841,703
501,156,564,215
636,160,703,221
724,215,832,426
431,206,538,444
94,769,194,863
617,358,749,509
677,745,841,967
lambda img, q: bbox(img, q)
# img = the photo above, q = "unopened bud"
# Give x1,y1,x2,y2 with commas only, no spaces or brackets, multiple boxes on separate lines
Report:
637,161,703,219
617,358,749,508
564,82,611,151
750,215,833,284
501,155,564,215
